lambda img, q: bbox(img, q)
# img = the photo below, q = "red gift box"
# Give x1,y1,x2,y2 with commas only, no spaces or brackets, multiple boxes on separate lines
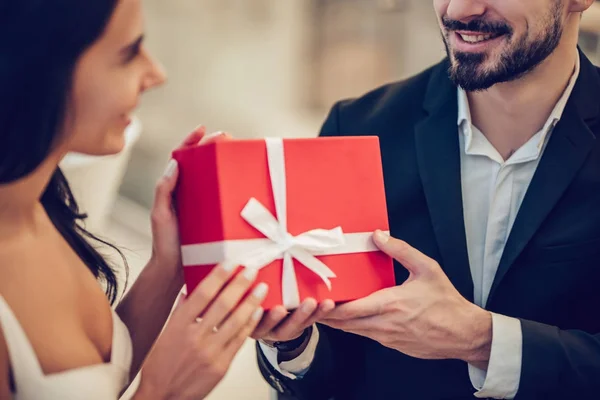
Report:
172,136,395,310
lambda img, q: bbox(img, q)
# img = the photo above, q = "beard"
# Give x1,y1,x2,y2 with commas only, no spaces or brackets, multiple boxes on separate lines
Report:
442,2,563,91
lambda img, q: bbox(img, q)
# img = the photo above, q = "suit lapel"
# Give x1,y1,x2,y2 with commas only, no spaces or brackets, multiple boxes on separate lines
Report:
488,52,600,301
415,61,474,301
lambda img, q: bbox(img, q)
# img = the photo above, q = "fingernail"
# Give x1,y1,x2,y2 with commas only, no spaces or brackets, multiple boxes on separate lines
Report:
199,131,225,144
323,300,336,312
302,299,316,312
243,267,258,281
252,307,264,321
221,261,237,273
373,230,390,245
163,159,178,178
176,291,186,306
252,283,269,300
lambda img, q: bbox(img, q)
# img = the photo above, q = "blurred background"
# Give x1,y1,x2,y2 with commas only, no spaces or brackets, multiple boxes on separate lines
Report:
59,1,600,399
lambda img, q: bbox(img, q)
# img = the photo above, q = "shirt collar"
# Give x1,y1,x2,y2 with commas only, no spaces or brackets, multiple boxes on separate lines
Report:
457,52,581,157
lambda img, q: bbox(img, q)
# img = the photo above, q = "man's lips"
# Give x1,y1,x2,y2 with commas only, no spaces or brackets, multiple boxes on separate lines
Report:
448,29,507,53
454,30,504,43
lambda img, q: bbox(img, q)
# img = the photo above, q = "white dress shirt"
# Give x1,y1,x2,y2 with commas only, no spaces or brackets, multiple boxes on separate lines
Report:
260,54,580,399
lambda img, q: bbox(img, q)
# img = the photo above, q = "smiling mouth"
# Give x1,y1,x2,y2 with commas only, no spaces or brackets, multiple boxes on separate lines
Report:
456,31,505,44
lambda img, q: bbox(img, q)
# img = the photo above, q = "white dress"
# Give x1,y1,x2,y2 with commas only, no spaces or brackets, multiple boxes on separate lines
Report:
0,294,133,400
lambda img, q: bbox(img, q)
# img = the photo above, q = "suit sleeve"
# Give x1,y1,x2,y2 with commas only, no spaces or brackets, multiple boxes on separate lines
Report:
514,319,600,399
256,102,363,400
257,323,364,400
258,324,320,379
317,101,343,138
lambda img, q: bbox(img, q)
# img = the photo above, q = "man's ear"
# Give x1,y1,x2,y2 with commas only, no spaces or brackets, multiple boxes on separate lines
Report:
569,0,594,13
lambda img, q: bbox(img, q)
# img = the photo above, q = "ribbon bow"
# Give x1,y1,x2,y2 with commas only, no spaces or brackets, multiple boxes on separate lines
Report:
232,138,346,308
237,197,341,307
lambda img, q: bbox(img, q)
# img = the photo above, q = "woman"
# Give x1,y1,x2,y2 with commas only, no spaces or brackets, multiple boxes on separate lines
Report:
0,0,269,399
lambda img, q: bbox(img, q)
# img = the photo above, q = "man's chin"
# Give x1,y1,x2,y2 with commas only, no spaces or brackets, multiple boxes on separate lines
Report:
448,63,498,92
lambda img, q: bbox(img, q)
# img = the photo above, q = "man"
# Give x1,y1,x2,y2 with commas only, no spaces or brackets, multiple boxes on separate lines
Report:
253,0,600,399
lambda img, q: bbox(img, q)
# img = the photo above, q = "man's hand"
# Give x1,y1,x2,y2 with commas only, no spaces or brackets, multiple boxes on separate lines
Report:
252,298,335,343
320,230,493,369
252,298,335,359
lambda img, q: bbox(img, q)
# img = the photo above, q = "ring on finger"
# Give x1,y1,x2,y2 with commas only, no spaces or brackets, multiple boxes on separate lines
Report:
195,317,219,333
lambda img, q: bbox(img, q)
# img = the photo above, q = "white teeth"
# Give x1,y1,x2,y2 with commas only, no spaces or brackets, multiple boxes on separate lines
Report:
459,33,494,43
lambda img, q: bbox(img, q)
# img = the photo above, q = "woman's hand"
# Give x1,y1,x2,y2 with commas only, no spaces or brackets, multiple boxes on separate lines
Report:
149,126,227,273
134,263,268,400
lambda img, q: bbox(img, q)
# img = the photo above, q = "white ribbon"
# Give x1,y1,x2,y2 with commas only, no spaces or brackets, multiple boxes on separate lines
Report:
181,138,385,309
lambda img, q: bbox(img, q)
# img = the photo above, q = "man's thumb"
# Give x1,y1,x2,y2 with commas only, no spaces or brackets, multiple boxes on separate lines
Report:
373,230,432,276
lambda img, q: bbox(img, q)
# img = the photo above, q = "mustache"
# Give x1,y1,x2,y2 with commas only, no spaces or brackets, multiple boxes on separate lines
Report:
442,16,512,36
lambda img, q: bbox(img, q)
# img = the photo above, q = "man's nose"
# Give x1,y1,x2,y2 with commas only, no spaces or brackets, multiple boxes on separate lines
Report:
445,0,486,23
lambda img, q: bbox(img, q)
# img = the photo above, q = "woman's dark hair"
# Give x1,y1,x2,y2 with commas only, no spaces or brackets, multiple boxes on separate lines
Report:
0,1,128,303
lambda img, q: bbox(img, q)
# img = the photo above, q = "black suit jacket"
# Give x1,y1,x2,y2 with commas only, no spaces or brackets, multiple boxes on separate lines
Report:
258,50,600,400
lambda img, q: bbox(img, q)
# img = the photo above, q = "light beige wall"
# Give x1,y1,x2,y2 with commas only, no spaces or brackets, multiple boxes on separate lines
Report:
120,1,445,208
